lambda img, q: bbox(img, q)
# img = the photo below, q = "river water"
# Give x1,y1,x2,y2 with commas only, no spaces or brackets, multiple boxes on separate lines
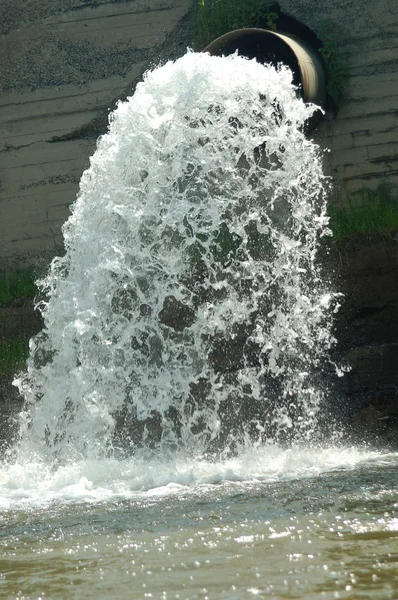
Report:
1,52,397,598
1,447,397,599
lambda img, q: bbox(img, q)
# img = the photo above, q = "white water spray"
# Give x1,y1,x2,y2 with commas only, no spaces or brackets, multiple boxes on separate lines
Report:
14,52,337,464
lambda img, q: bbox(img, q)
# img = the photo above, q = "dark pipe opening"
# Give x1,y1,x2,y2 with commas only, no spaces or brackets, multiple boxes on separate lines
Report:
204,29,326,109
205,29,302,86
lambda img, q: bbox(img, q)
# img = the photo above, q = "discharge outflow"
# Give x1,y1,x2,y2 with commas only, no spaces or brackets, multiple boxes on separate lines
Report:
15,51,336,464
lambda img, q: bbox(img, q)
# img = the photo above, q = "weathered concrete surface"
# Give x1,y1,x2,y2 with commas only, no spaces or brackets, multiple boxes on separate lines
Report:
1,0,398,265
278,0,398,201
0,0,194,267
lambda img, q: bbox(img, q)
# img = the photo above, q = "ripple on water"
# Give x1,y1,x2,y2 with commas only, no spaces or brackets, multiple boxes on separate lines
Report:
0,452,397,599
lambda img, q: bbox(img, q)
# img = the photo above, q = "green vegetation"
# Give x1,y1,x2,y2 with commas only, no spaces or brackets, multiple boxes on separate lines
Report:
196,0,278,49
0,269,38,377
0,269,36,307
0,338,29,376
317,20,349,108
328,185,398,240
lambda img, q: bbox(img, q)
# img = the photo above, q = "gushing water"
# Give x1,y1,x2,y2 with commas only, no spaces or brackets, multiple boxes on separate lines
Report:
2,55,397,600
15,52,337,465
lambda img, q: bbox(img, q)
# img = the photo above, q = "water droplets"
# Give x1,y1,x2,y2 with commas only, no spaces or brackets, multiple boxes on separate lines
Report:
15,52,334,461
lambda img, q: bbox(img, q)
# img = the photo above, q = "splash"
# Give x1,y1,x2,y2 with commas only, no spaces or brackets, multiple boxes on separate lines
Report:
14,51,337,463
1,446,390,510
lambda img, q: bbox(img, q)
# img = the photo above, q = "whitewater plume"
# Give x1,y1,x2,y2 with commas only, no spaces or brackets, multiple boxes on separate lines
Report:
15,51,336,462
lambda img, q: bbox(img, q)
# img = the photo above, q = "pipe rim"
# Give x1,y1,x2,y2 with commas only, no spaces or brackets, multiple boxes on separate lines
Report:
203,28,326,109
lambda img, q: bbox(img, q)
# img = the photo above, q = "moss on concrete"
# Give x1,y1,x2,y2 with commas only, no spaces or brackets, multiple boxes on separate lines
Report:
196,0,278,49
0,339,30,377
328,184,398,240
0,270,41,378
0,269,37,308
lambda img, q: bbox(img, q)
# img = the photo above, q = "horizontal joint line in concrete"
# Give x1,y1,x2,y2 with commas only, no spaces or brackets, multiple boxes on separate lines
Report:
341,169,398,182
339,31,397,45
0,89,122,110
0,106,105,126
3,188,78,201
369,157,398,164
4,157,87,170
9,234,62,243
63,23,154,35
0,126,91,143
51,7,173,26
63,28,163,40
337,109,398,122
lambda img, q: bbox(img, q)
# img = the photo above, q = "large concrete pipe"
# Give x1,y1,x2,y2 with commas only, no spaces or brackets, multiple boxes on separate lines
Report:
204,28,326,111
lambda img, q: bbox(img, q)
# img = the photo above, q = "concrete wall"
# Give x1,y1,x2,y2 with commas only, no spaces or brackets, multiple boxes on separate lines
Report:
0,0,194,267
278,0,398,201
1,0,397,266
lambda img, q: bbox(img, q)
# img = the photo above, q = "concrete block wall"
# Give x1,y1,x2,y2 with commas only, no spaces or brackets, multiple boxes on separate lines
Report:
1,0,397,266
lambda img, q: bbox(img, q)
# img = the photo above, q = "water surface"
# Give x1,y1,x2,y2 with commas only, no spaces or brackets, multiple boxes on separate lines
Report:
1,448,397,599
